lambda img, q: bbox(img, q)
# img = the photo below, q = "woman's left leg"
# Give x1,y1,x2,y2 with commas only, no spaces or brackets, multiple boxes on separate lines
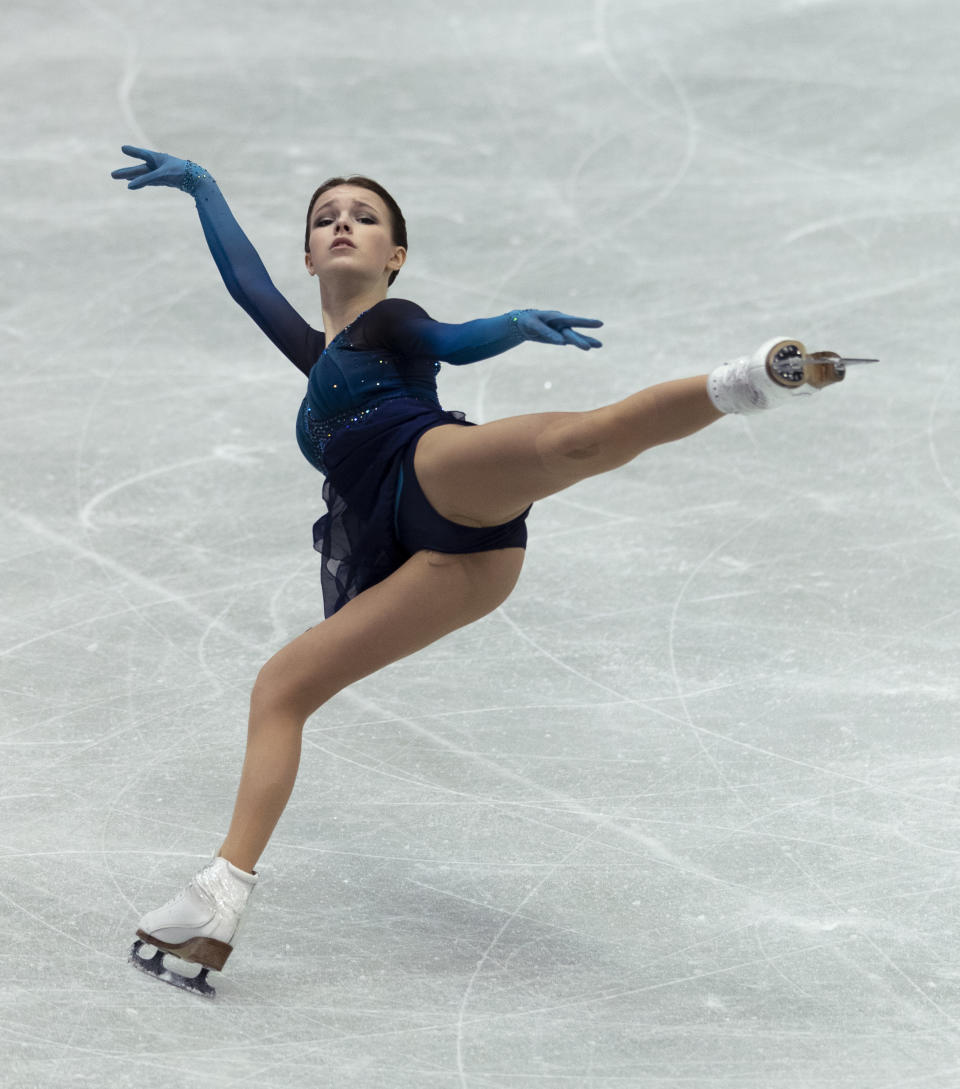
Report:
415,375,721,528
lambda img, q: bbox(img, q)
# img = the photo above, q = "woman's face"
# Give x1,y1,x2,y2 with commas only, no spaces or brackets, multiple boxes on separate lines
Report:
304,185,405,287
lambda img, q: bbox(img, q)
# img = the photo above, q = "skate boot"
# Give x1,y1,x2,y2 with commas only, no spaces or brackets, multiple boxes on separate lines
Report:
129,855,258,998
708,337,877,414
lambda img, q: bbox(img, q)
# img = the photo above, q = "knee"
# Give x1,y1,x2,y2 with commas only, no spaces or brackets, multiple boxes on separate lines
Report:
249,656,329,726
248,663,293,724
538,413,604,466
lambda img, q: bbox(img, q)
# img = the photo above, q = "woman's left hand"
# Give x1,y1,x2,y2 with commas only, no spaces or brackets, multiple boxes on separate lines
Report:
516,311,603,350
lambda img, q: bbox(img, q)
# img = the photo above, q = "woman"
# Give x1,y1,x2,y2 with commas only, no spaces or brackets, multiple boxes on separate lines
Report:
111,145,864,997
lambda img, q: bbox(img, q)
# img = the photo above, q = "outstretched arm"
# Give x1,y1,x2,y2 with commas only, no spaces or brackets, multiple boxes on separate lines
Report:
369,298,603,365
111,146,321,375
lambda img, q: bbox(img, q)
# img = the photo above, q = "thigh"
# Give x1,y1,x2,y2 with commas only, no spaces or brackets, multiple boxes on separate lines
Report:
396,439,528,555
414,412,590,528
414,378,721,528
260,546,525,721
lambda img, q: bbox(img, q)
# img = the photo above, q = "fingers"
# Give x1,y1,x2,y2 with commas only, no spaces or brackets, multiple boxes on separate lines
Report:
561,329,603,350
120,144,156,163
553,315,603,329
543,313,604,350
522,311,604,350
109,165,145,180
111,146,158,187
540,321,567,344
110,164,152,189
533,324,601,350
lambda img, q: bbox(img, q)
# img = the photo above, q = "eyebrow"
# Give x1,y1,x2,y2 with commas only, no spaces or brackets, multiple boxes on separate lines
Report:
312,199,379,218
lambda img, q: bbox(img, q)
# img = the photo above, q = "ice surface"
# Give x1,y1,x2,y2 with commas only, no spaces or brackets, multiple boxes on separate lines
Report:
3,0,960,1086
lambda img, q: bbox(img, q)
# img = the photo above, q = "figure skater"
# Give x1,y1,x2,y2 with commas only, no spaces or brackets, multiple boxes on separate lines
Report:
111,145,871,997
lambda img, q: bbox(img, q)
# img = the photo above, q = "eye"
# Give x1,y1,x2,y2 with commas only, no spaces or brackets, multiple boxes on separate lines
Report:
314,216,333,228
357,214,377,225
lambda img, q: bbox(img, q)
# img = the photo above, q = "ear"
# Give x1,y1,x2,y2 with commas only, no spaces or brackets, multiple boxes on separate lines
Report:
387,246,406,274
304,252,315,277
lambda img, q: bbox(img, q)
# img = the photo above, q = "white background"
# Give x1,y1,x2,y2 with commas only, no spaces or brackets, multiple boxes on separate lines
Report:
3,1,960,1085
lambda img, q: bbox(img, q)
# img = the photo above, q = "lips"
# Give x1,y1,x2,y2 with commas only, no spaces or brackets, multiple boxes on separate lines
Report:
330,238,356,250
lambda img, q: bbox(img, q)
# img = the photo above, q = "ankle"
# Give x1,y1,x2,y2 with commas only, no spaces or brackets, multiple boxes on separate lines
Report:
708,338,814,415
217,845,258,877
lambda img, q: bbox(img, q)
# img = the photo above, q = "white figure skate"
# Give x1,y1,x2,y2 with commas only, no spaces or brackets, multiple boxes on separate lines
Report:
129,855,258,998
708,337,878,414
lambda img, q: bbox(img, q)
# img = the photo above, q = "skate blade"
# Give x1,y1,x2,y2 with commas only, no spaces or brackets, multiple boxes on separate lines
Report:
800,352,879,388
129,939,216,999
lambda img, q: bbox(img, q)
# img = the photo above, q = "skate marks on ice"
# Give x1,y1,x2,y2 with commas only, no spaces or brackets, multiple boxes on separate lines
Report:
7,0,960,1085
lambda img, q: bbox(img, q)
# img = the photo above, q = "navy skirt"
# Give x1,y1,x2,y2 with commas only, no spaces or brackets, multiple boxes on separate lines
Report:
313,397,528,617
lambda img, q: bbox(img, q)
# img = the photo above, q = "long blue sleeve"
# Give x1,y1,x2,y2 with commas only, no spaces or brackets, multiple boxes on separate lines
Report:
360,298,525,366
190,174,323,376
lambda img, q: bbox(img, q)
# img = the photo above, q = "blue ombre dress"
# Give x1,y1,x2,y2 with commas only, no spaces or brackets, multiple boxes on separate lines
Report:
188,174,530,616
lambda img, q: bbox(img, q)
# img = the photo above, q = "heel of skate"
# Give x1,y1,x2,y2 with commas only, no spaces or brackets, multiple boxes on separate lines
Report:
134,927,233,971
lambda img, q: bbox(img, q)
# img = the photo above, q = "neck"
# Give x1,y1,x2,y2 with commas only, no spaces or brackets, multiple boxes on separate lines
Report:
320,280,390,342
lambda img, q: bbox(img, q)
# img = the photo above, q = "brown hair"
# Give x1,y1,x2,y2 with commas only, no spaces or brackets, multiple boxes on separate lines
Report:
304,176,408,286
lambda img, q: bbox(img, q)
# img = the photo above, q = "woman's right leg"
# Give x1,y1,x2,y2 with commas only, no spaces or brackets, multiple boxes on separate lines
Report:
133,545,523,985
217,544,525,873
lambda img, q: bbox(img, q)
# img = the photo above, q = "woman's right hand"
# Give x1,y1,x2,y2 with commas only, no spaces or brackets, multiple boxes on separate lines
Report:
110,145,193,190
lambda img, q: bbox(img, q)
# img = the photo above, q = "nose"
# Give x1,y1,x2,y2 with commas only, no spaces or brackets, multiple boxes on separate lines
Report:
334,215,351,234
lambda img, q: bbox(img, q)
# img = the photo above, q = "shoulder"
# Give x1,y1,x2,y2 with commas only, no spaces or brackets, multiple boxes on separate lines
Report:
351,297,434,350
365,297,433,325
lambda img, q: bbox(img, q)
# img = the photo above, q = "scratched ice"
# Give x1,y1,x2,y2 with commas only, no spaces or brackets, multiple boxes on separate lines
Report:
3,0,960,1086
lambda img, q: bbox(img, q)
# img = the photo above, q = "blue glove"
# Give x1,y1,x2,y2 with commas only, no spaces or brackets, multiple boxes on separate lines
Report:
516,310,603,351
110,145,208,194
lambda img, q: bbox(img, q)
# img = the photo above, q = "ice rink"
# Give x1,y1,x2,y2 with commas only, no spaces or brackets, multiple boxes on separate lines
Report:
4,0,960,1085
